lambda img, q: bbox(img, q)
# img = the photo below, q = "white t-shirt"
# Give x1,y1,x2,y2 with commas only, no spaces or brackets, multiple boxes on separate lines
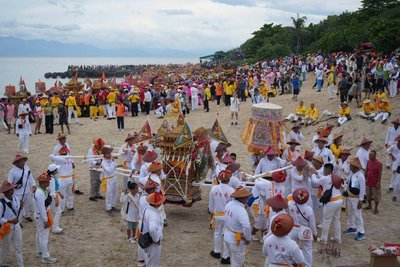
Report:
230,97,240,112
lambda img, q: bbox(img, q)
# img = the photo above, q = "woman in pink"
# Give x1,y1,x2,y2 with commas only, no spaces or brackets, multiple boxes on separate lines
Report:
6,99,15,134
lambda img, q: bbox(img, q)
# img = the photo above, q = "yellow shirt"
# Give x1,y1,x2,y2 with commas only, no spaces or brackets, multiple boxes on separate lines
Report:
51,96,61,108
378,102,391,112
225,84,236,95
361,103,375,113
128,95,140,103
330,143,342,160
327,73,334,85
40,99,48,108
306,107,318,119
65,96,78,108
107,91,117,105
296,105,307,116
248,77,254,88
260,83,267,97
339,106,350,116
204,87,211,100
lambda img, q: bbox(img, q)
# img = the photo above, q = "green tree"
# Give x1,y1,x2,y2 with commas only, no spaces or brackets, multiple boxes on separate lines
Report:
291,13,307,54
361,0,399,9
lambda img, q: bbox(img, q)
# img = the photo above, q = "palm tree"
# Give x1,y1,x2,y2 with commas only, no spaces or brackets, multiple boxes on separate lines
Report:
291,13,307,54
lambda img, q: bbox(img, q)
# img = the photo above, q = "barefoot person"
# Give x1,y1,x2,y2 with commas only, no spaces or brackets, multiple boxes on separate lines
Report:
0,181,24,267
365,150,382,214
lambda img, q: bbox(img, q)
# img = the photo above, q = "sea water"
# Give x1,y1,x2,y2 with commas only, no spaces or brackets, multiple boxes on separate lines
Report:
0,57,198,95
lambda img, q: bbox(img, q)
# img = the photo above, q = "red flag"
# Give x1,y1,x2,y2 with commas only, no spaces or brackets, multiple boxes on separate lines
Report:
135,120,152,143
102,72,106,82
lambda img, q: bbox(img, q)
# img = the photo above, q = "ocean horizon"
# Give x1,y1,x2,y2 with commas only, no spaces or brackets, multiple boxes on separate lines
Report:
0,57,199,95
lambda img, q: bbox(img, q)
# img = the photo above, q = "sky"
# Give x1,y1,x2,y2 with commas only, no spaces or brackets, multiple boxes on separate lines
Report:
0,0,361,54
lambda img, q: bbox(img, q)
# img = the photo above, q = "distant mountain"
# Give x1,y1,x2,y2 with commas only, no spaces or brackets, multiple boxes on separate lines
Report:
0,36,199,57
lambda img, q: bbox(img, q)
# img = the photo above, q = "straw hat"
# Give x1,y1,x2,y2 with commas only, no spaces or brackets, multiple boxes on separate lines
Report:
230,186,252,199
142,150,158,163
101,145,113,155
271,214,294,237
226,163,241,173
266,194,288,209
348,157,362,169
0,181,16,193
12,154,27,165
314,137,328,143
333,132,343,141
287,139,300,146
148,161,163,173
293,188,309,205
359,138,373,146
292,157,308,167
316,126,325,134
143,178,159,190
146,192,165,206
125,133,135,142
93,138,105,149
391,118,400,125
339,148,352,155
56,133,67,141
218,170,232,182
331,174,343,189
272,171,286,183
37,173,51,182
137,144,148,154
304,150,314,161
312,156,324,165
263,146,277,156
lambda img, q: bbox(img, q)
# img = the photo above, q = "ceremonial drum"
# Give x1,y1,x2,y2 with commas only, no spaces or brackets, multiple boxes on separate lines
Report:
242,102,286,153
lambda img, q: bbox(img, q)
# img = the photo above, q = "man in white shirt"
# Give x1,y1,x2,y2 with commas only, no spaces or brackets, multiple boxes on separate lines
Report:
312,137,335,165
224,187,252,267
16,112,31,154
343,158,366,241
209,170,235,264
191,84,199,111
255,146,287,176
141,192,165,267
131,144,148,172
33,173,57,264
143,88,152,115
101,146,122,215
389,65,399,97
385,119,400,169
288,188,317,267
356,138,373,170
120,133,137,190
263,214,304,267
0,181,24,267
17,98,31,116
8,154,36,222
289,125,304,150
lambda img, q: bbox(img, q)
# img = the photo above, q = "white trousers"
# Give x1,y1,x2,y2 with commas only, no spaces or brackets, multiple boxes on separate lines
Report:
311,195,323,224
59,179,74,211
144,242,162,267
327,85,335,98
50,199,62,230
67,107,79,124
0,117,8,130
106,178,119,210
389,80,398,97
213,216,229,258
289,227,313,267
0,224,24,267
16,192,33,219
191,96,199,110
338,116,348,125
374,112,389,122
358,111,375,119
347,198,364,233
224,239,246,267
321,199,343,244
107,104,116,118
34,215,50,259
17,133,30,153
392,173,400,198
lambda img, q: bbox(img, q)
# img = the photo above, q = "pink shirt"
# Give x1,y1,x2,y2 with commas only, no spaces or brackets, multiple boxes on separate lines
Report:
6,104,15,119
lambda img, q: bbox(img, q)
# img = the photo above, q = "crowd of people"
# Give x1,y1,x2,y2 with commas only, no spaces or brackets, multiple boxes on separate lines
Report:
0,48,400,266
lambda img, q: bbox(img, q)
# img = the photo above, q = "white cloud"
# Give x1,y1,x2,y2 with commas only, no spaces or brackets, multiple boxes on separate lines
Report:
0,0,362,55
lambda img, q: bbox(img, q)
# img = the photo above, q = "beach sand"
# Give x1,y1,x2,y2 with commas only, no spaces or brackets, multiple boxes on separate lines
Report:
1,74,400,267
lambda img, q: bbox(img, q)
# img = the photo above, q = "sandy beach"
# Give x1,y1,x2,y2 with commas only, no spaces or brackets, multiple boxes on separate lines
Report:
1,75,400,267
